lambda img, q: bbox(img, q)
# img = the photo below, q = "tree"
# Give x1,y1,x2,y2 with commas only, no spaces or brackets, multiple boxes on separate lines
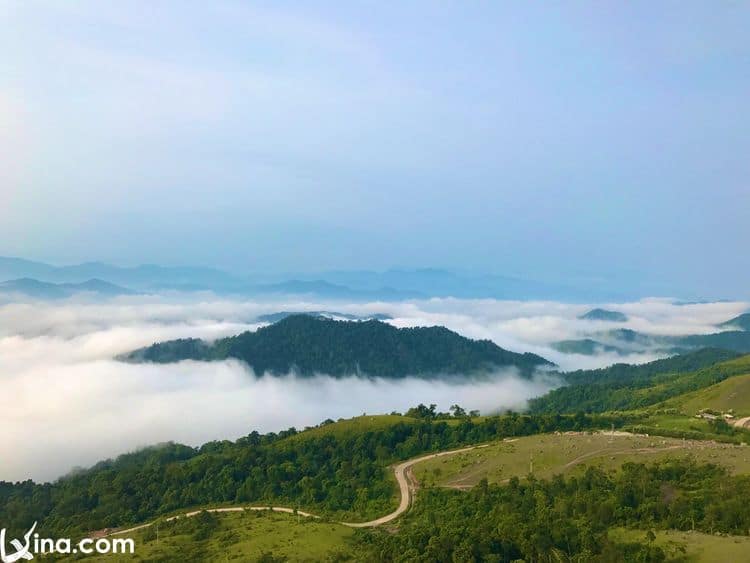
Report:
450,404,467,418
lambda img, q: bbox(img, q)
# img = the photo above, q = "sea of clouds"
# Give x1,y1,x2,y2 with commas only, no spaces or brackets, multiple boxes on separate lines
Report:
0,294,746,482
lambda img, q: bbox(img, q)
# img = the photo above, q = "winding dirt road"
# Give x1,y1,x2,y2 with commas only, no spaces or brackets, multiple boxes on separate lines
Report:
345,444,487,528
104,444,487,537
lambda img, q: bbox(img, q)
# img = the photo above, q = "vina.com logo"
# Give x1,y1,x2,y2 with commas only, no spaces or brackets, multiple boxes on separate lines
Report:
1,522,135,561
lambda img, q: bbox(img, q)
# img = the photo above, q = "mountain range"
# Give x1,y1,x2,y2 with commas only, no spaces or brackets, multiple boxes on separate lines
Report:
0,277,135,299
0,256,633,301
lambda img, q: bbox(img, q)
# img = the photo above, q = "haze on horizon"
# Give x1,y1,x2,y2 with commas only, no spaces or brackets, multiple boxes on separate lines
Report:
2,2,749,298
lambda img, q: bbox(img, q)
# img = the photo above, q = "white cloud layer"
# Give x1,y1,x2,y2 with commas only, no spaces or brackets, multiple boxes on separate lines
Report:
0,295,746,482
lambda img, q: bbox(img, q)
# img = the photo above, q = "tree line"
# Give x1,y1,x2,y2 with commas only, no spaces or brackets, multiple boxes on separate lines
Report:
0,412,626,538
357,458,750,562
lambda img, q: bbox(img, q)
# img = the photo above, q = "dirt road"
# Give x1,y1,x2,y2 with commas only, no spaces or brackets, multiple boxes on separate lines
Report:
344,444,487,528
105,444,487,537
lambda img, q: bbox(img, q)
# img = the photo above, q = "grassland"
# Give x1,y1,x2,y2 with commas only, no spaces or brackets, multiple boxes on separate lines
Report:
609,528,750,562
412,432,750,488
283,414,417,443
52,510,355,562
660,373,750,417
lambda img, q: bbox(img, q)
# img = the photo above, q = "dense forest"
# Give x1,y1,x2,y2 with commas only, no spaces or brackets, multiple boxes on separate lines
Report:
0,412,626,538
359,459,750,562
529,348,744,413
121,315,553,378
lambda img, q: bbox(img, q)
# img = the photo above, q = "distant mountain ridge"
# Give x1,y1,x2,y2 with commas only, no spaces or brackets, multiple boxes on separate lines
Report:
0,277,135,299
553,326,750,356
0,257,241,292
0,256,635,300
121,315,553,378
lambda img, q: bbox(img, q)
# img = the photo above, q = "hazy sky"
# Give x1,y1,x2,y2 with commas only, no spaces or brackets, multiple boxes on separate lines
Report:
2,2,749,293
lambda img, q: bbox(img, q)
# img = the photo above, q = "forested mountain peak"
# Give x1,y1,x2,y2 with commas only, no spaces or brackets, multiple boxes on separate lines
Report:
122,315,553,378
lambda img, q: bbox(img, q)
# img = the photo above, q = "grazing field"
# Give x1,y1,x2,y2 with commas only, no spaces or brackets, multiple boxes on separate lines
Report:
412,432,750,489
638,413,718,433
660,373,750,417
51,510,354,562
609,528,750,562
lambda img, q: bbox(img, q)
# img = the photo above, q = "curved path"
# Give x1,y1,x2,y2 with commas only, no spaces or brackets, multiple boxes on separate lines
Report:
104,444,487,537
345,444,487,528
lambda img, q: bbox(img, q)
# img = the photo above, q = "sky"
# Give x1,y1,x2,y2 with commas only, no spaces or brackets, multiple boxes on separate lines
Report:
2,2,749,295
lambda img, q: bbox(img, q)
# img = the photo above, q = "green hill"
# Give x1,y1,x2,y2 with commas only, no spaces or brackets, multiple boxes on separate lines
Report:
676,330,750,353
660,372,750,416
529,348,745,413
121,315,553,378
552,338,623,355
578,308,628,322
718,312,750,331
553,328,750,356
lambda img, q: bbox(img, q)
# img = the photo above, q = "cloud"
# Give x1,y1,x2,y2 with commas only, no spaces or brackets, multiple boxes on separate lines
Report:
0,357,556,482
0,294,746,481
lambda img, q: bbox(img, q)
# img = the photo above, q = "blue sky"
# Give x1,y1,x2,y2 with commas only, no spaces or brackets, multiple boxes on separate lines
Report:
1,2,749,295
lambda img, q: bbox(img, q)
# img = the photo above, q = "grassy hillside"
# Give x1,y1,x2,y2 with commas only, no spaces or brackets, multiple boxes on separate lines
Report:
563,348,739,386
609,528,750,563
660,373,750,416
412,432,750,488
49,510,355,562
122,315,553,378
282,415,419,443
529,350,748,414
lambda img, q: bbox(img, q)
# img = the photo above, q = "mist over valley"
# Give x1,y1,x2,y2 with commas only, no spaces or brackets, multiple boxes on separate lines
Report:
1,287,746,482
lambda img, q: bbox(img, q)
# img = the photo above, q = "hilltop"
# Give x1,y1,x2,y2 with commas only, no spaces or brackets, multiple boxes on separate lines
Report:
256,311,392,323
121,315,553,378
578,308,628,322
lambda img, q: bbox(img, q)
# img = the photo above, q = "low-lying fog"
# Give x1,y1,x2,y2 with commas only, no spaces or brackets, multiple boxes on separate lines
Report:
0,295,746,482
